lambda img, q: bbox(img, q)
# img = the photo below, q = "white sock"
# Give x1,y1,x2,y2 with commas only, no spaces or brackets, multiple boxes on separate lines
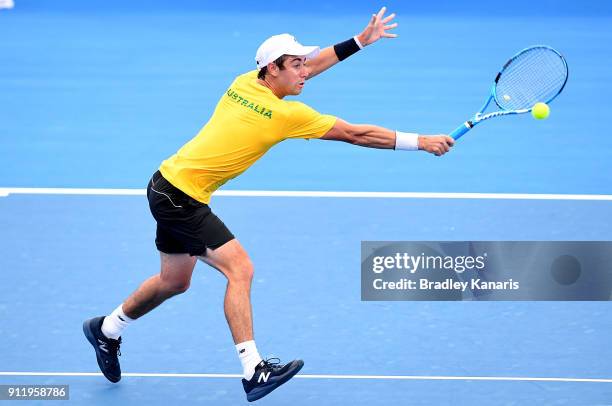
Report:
101,304,134,340
236,340,263,380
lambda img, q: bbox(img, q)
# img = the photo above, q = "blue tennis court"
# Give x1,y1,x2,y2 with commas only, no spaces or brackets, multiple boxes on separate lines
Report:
1,1,611,404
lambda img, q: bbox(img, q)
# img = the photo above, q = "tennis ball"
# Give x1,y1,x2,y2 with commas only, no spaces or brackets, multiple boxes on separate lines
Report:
531,102,550,120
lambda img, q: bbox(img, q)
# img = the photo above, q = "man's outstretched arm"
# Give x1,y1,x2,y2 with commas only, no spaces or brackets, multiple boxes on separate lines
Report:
321,118,455,156
306,6,397,80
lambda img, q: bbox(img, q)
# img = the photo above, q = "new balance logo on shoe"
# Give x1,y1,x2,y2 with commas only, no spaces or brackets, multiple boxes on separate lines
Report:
257,371,271,383
98,339,109,353
242,358,304,402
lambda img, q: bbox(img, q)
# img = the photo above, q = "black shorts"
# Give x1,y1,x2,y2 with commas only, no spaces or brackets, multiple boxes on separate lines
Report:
146,171,234,256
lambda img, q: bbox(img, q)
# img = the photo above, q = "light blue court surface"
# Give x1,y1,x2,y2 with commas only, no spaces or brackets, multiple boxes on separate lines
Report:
1,1,612,405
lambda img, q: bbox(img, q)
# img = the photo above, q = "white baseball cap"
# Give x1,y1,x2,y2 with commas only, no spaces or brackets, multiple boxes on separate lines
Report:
255,34,320,69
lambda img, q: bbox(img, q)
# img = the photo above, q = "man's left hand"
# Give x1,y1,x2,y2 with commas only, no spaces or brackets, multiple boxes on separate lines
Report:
357,6,398,47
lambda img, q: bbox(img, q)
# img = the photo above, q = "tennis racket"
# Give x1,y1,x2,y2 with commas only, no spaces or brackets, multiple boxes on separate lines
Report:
450,45,568,140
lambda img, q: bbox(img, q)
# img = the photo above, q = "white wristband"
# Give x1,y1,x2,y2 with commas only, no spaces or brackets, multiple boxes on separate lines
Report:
353,35,364,49
395,131,419,151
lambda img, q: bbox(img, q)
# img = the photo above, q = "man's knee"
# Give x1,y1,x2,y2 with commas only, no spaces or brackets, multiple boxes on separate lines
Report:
200,240,254,283
226,257,254,283
159,253,195,295
157,270,191,295
163,278,191,295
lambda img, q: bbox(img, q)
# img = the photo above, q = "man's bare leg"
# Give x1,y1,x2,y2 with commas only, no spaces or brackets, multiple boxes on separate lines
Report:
199,239,304,400
198,239,254,344
123,252,197,319
199,239,268,382
83,252,197,383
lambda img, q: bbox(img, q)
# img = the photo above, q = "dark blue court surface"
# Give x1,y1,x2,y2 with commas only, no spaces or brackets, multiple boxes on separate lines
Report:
1,1,611,405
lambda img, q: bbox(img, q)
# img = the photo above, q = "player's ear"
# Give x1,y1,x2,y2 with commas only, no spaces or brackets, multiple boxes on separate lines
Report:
267,62,280,77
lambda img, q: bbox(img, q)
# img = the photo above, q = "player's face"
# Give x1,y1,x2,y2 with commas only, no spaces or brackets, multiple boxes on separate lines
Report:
278,56,309,95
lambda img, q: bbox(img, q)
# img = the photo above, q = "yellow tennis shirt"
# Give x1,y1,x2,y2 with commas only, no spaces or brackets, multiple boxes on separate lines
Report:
159,70,337,204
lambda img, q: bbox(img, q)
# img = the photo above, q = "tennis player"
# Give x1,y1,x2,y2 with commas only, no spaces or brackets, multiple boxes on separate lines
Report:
84,7,454,402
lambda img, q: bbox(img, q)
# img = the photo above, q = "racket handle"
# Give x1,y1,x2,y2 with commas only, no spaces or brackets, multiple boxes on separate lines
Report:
450,122,473,140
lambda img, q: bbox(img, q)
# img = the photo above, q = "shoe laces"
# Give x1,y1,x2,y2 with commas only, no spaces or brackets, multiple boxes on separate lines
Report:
261,357,282,371
108,337,122,357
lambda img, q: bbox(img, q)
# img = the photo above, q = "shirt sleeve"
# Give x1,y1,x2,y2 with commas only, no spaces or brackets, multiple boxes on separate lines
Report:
283,101,337,140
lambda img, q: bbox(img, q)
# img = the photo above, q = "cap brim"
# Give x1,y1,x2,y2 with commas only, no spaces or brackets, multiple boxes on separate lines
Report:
256,44,320,69
286,45,320,60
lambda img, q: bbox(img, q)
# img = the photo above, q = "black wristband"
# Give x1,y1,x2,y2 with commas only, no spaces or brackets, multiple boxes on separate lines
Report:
333,37,361,61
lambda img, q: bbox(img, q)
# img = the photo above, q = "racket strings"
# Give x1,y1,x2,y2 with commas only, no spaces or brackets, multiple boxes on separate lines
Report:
510,53,566,99
502,50,566,103
495,47,567,110
500,53,566,108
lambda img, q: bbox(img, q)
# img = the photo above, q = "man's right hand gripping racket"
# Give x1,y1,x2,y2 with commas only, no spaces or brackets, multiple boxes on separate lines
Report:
450,45,568,140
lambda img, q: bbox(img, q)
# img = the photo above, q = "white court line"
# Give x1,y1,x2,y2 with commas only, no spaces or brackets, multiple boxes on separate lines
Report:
0,371,611,383
1,187,612,201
